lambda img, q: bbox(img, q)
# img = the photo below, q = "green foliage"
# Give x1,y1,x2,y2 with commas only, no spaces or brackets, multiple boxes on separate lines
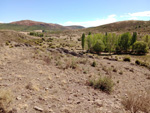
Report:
83,32,149,55
119,32,131,52
88,76,114,94
86,35,93,51
88,32,91,35
93,40,105,54
131,32,137,45
142,35,150,48
132,41,148,54
29,32,44,37
81,33,85,50
105,33,117,54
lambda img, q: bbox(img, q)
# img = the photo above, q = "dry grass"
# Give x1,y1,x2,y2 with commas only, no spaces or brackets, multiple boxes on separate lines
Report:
0,89,13,113
121,91,150,113
87,76,114,94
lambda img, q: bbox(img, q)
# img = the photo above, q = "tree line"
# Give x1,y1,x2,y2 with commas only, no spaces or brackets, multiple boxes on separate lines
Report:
81,32,150,55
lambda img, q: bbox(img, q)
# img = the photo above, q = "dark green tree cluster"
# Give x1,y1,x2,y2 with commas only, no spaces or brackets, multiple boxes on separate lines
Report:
81,32,149,55
29,32,44,37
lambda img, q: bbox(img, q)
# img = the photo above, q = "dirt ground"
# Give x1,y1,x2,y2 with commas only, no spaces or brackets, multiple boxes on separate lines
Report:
0,31,150,113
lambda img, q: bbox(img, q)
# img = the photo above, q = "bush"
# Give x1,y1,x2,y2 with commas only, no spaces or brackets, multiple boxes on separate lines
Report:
123,57,131,62
135,60,149,68
140,62,149,68
135,60,141,65
87,76,114,94
132,41,148,54
91,61,96,67
122,92,150,113
29,32,44,37
0,90,13,113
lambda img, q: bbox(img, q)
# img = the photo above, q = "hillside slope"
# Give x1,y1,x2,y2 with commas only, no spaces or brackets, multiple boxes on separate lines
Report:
66,25,85,29
0,20,84,31
85,20,150,34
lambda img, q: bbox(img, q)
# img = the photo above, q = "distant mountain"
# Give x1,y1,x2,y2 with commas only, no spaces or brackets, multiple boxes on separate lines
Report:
66,25,85,29
0,20,84,31
85,20,150,34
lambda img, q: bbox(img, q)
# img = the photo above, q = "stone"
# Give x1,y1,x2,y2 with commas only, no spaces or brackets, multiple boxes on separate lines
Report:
34,106,43,112
16,96,21,100
93,100,103,107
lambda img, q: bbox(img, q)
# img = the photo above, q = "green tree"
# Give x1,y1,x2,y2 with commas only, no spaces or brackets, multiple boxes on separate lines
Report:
142,35,150,49
81,33,85,50
131,32,137,45
93,40,105,54
132,41,148,54
106,33,116,55
88,32,91,35
119,32,131,52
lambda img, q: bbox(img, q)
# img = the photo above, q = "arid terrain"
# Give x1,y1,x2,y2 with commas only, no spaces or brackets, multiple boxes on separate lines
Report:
0,28,150,113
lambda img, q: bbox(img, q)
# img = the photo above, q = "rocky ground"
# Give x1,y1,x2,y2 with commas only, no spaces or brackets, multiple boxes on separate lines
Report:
0,31,150,113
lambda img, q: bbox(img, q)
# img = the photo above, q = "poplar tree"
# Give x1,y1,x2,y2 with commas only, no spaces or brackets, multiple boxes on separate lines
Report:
81,33,85,50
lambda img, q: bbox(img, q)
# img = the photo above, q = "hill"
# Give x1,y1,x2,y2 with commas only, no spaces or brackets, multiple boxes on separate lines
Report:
66,25,85,29
85,20,150,34
0,20,84,31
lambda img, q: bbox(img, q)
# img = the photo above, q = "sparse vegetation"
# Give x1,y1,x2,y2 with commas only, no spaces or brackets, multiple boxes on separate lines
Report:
0,19,150,113
135,59,141,65
0,90,13,113
132,41,148,54
29,32,44,37
87,76,114,94
91,61,96,67
122,92,150,113
123,56,131,62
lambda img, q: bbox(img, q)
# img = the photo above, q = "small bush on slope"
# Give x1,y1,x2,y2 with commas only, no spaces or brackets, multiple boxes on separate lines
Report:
122,92,150,113
87,76,114,94
0,90,13,113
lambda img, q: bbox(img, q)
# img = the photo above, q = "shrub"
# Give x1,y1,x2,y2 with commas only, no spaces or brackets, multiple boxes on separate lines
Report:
91,61,96,67
87,76,114,94
122,92,150,113
65,58,78,69
0,90,13,113
123,57,131,62
135,60,149,68
132,41,148,54
135,60,141,65
5,41,10,46
140,62,149,68
29,32,44,37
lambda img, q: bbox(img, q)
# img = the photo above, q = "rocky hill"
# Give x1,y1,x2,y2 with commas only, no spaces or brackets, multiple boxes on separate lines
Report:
84,20,150,34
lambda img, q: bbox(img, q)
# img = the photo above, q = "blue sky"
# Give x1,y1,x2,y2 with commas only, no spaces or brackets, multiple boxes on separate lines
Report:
0,0,150,27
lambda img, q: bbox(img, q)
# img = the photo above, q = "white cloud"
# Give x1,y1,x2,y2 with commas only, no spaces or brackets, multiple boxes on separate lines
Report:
0,21,3,23
120,11,150,19
128,11,150,17
62,14,117,27
129,17,138,20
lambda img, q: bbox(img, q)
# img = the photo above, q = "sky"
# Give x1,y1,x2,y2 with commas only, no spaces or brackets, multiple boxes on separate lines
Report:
0,0,150,27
